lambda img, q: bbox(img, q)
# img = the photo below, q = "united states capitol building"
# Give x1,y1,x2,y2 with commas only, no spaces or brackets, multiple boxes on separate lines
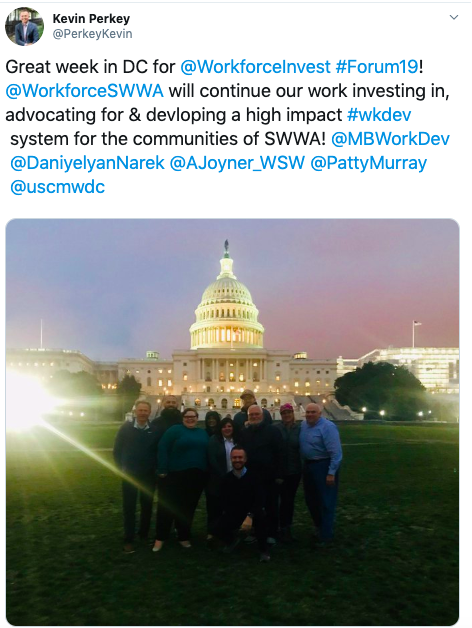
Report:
6,243,459,411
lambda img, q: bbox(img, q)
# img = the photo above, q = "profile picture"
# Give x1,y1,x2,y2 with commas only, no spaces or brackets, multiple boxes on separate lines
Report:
5,7,43,46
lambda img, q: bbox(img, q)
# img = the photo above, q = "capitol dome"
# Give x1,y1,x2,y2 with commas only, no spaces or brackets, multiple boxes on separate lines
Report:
190,243,264,349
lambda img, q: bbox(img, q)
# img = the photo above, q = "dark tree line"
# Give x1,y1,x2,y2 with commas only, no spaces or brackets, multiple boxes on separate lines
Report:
334,361,430,420
46,370,141,418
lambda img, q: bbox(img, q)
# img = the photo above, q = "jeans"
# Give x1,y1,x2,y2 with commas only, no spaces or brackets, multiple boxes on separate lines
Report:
303,459,339,541
275,473,301,529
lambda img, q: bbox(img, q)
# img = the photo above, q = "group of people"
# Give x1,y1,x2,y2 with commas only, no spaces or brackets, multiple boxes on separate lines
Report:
113,390,343,562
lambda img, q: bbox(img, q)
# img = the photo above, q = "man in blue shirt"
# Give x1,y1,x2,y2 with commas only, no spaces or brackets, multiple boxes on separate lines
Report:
299,403,342,544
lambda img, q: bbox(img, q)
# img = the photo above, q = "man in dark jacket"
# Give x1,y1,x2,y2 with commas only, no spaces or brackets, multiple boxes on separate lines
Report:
148,405,182,549
233,389,272,436
238,404,284,545
152,394,179,421
150,406,182,440
113,400,159,553
273,403,302,542
210,447,270,562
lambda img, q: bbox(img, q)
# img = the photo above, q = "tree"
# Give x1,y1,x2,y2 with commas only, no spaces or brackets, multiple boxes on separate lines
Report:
334,361,429,420
45,370,103,420
48,370,103,398
116,374,142,415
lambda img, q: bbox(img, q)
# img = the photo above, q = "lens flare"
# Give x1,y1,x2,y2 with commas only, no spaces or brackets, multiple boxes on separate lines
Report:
6,372,153,496
6,372,58,432
39,422,154,496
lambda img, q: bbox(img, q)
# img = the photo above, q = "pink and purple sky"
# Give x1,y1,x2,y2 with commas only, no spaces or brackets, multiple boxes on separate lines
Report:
6,219,459,361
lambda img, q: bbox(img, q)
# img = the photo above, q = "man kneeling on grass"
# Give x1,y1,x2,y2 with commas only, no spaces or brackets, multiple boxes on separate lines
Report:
113,400,159,554
209,447,271,562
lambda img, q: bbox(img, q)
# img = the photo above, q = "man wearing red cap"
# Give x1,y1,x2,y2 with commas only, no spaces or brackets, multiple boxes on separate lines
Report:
273,403,302,542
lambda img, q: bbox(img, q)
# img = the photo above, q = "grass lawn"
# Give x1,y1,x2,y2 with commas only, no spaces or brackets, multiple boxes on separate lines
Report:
6,423,458,626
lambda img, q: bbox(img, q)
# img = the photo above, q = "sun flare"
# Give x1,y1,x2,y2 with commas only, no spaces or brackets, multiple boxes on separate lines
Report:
6,372,58,432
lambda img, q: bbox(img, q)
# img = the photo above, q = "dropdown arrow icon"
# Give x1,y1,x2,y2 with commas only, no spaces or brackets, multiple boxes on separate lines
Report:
450,15,458,19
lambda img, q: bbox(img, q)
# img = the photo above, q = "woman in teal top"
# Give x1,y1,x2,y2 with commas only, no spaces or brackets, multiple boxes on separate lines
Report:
153,408,209,551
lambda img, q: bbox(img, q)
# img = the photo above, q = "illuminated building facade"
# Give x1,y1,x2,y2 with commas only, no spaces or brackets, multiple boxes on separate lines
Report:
337,347,459,395
6,347,118,389
6,245,458,410
118,245,337,409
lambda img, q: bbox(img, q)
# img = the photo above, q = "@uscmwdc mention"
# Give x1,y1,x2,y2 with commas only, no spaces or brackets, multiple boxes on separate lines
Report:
2,2,468,206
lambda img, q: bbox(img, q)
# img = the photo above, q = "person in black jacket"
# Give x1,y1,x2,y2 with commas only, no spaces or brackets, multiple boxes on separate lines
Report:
151,394,179,421
210,447,271,562
113,400,159,553
149,406,182,549
206,417,234,537
204,410,221,437
151,406,182,440
233,390,272,437
273,403,302,542
238,404,284,545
